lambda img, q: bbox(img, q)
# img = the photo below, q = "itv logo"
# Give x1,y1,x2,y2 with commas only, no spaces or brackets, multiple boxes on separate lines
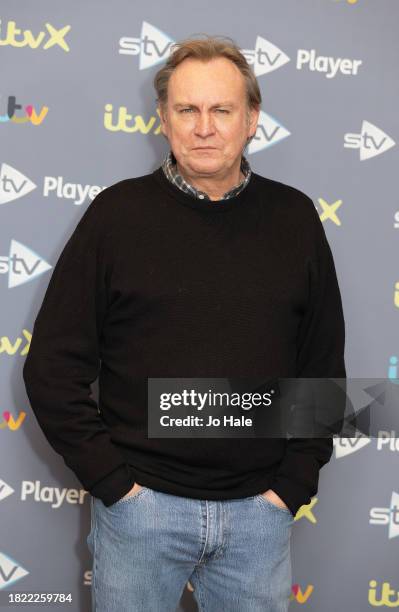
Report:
0,411,26,430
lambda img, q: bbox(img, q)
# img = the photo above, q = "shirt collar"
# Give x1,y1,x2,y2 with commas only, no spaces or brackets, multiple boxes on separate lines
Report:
161,150,252,201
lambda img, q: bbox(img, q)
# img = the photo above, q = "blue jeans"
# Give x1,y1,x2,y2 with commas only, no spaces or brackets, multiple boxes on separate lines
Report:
87,486,294,611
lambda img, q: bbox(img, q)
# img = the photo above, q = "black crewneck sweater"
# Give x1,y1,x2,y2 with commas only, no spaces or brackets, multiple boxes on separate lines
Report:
22,165,346,517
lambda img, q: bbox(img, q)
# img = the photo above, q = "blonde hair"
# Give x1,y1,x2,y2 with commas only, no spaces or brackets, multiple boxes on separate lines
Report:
153,33,262,115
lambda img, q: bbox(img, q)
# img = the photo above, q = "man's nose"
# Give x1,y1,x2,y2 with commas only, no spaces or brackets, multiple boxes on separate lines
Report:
194,112,216,136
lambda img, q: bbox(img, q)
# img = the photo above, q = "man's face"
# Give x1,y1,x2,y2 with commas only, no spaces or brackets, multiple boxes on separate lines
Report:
158,57,259,179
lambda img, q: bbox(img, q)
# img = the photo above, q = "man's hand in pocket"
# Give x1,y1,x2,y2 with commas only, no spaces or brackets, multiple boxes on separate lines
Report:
260,488,289,510
120,482,143,500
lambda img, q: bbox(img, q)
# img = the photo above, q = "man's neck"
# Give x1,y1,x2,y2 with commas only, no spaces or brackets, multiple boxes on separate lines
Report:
176,161,244,201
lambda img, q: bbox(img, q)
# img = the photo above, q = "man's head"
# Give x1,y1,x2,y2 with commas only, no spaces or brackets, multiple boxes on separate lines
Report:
154,35,261,187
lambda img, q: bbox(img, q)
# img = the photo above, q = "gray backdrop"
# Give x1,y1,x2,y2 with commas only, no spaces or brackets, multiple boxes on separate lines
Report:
1,1,398,610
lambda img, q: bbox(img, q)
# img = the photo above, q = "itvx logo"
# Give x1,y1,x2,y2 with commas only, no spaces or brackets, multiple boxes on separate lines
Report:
0,240,51,288
317,197,343,226
0,19,70,51
368,580,399,608
344,120,395,160
0,330,31,356
104,105,162,134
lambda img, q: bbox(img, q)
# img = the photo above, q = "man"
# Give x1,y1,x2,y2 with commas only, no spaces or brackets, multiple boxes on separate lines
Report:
23,35,346,611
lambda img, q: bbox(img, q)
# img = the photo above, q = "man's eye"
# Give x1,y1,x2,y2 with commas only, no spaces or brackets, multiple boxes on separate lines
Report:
179,109,229,114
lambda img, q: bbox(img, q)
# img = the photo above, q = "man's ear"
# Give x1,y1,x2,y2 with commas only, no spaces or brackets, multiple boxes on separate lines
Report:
157,104,168,138
248,105,260,139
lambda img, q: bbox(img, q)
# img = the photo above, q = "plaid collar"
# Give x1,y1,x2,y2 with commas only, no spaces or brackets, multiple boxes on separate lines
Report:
161,150,252,200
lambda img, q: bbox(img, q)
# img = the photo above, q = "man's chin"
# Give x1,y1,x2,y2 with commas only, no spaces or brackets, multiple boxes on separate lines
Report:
186,160,222,176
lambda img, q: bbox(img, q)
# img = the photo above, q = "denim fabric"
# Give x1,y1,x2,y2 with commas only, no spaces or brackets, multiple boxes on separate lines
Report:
87,486,294,611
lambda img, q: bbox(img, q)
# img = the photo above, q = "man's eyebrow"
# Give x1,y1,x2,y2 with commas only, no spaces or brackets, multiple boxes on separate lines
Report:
173,102,235,109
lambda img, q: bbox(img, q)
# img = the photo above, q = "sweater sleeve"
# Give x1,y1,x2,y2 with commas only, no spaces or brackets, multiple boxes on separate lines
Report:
22,189,136,507
269,197,347,517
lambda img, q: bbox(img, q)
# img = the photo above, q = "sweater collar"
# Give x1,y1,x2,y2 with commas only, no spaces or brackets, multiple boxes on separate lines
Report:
160,150,252,201
152,163,256,213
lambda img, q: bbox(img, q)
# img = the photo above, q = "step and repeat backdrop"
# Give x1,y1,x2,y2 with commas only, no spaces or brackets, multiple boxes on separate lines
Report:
1,1,398,610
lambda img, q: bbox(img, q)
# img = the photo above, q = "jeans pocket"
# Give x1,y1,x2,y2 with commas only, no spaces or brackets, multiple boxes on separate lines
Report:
109,485,151,508
255,493,293,518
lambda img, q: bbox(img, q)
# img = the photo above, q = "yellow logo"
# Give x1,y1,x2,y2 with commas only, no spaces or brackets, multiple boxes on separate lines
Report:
0,19,70,51
0,329,31,355
294,497,319,522
317,198,343,226
0,411,26,430
104,104,161,134
369,580,399,607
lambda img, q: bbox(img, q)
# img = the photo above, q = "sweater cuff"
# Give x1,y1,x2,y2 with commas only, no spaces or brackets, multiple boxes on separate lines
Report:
268,475,313,518
89,464,136,507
